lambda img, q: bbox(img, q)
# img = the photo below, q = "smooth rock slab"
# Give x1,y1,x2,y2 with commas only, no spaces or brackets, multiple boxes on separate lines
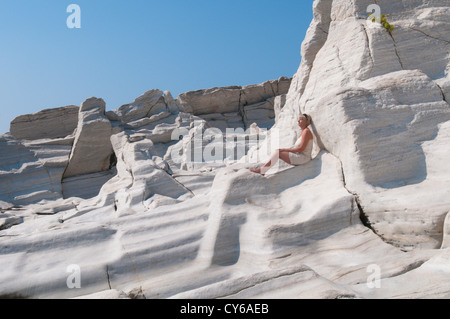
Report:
0,134,71,205
10,105,79,141
63,98,113,178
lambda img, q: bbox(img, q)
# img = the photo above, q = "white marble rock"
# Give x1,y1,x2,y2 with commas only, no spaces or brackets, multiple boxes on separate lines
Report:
2,0,450,300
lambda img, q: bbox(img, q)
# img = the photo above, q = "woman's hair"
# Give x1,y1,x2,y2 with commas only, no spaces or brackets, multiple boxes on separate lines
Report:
301,113,312,126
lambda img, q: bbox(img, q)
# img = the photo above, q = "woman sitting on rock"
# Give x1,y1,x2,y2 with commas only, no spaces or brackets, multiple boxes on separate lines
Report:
250,114,314,176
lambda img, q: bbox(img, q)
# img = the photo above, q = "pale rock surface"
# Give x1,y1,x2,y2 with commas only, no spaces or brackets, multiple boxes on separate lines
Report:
0,213,23,231
10,105,79,141
105,131,193,213
178,77,291,129
273,94,287,123
74,289,130,299
163,91,182,114
116,89,166,124
0,133,72,205
63,98,114,179
178,86,241,115
62,169,117,200
0,200,14,212
352,247,450,299
271,0,450,250
2,0,450,300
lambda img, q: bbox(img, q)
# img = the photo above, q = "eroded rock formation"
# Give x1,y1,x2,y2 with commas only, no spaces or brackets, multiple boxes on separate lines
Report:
1,0,450,299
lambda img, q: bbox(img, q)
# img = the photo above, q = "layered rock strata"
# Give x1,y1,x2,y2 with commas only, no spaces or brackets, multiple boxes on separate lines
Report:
1,0,450,300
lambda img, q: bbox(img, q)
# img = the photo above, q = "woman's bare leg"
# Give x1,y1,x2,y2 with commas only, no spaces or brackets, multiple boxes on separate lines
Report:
279,151,291,165
251,150,291,175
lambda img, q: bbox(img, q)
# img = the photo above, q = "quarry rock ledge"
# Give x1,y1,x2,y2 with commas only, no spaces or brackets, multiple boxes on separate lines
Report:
10,105,79,141
2,0,450,300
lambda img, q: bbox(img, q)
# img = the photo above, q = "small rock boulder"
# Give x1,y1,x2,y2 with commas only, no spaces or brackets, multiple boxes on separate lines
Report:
63,98,113,178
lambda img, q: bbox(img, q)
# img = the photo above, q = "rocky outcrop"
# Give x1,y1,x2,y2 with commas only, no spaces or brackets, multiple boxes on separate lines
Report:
2,0,450,300
63,98,114,179
0,133,72,205
116,89,167,124
0,77,288,207
272,0,450,250
178,77,291,129
10,105,79,141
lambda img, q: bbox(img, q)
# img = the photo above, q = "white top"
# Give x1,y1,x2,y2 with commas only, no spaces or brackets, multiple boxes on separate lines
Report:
293,135,314,158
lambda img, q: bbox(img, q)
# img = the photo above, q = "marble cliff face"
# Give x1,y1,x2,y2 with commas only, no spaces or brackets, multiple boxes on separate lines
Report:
1,0,450,299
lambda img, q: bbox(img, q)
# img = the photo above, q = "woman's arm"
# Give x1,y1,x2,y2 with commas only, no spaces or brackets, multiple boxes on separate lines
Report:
280,129,313,154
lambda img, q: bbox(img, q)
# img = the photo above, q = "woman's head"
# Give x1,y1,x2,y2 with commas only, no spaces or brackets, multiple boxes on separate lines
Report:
298,114,311,128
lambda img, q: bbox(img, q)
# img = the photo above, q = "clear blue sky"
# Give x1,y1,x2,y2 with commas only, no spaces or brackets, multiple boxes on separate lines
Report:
0,0,314,134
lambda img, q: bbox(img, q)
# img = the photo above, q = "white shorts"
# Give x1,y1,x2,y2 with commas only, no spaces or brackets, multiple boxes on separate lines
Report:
289,152,312,166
